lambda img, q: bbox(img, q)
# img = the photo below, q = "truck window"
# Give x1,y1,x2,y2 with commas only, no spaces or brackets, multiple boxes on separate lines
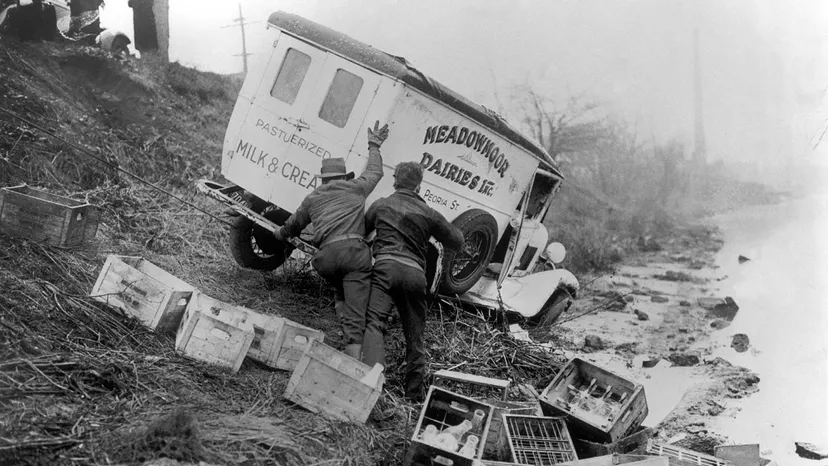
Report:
270,48,312,104
318,69,364,128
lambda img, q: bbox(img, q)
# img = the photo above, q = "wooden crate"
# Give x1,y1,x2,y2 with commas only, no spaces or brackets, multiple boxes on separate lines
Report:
405,386,496,466
284,339,384,423
0,184,100,248
91,255,195,334
502,414,578,465
540,358,648,444
558,455,668,466
485,399,542,461
574,426,653,459
175,292,254,372
246,311,325,371
646,441,732,466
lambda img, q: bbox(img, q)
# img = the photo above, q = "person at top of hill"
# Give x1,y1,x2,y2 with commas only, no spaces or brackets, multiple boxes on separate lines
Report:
273,121,388,361
361,162,464,402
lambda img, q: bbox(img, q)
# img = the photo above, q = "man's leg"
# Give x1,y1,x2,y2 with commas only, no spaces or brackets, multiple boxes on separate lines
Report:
338,241,373,350
311,246,348,346
394,266,429,402
361,260,396,368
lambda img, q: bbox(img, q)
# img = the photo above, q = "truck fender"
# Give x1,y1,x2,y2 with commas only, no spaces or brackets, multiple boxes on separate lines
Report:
504,269,579,318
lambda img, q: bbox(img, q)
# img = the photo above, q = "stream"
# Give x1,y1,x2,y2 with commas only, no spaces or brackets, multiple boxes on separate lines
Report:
708,187,828,465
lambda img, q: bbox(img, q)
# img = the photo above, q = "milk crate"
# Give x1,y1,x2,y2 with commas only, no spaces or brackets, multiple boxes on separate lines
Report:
284,339,384,423
558,455,668,466
405,386,496,466
91,255,195,334
485,399,542,461
175,292,254,372
540,358,648,444
573,426,653,459
646,441,731,466
502,415,578,465
0,184,100,248
246,311,324,371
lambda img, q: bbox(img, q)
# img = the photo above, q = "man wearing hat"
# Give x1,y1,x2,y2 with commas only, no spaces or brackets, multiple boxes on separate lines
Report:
361,161,464,401
274,121,389,360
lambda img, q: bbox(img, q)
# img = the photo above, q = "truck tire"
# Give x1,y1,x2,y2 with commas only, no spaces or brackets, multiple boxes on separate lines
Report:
440,209,498,295
527,288,574,328
229,209,294,271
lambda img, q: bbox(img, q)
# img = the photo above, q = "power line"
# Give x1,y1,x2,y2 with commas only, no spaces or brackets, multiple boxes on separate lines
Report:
221,3,259,74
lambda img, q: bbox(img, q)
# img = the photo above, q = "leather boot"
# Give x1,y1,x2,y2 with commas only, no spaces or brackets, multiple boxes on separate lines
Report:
343,344,362,360
361,328,386,368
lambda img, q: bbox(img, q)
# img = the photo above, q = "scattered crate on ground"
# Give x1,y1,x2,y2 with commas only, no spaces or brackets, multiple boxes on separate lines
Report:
175,292,255,372
573,426,653,459
91,255,195,334
284,339,384,424
0,184,101,248
502,414,578,466
540,358,648,444
246,311,325,371
646,440,732,466
405,386,496,466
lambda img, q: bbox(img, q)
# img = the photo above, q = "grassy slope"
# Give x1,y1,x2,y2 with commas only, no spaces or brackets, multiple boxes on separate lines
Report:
0,39,561,465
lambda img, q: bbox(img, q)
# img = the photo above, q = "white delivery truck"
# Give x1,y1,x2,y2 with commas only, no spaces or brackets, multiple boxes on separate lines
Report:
198,11,579,326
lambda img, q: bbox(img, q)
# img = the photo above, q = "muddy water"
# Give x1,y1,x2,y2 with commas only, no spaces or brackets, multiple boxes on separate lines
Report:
708,188,828,465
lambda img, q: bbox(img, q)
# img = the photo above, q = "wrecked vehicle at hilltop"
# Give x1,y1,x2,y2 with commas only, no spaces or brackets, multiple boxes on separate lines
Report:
198,11,578,326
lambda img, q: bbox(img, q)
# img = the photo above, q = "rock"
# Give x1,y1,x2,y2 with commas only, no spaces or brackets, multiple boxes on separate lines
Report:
680,300,692,307
731,334,750,353
642,358,661,368
624,295,635,303
738,255,751,264
584,335,606,350
634,309,650,321
668,353,700,366
707,404,724,416
651,295,669,303
706,357,732,367
678,328,689,333
615,342,639,354
795,442,828,460
710,319,731,330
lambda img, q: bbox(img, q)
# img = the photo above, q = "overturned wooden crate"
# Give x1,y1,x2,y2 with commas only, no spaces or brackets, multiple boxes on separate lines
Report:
175,292,254,372
540,358,648,444
646,441,732,466
91,255,195,334
284,339,384,423
558,454,668,466
246,311,324,371
574,426,653,459
430,369,537,462
503,414,578,465
0,184,100,248
405,386,496,466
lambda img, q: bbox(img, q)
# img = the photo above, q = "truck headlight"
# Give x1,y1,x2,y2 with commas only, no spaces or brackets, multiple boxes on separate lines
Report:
544,242,566,264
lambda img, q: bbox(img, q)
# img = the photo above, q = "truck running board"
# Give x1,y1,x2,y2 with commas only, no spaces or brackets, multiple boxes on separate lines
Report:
196,179,317,256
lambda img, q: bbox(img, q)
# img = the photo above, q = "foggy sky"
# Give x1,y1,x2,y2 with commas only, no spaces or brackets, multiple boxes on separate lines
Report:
100,0,828,167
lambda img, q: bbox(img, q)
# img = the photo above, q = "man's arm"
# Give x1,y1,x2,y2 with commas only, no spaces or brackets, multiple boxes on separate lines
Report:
364,199,380,234
278,197,312,239
430,209,464,252
352,121,389,195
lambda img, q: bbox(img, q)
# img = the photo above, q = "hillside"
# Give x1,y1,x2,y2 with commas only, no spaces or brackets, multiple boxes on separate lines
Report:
0,38,562,465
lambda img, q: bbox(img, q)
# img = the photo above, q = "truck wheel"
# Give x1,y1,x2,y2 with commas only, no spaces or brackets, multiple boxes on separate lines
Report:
440,209,498,295
527,288,574,328
229,209,294,271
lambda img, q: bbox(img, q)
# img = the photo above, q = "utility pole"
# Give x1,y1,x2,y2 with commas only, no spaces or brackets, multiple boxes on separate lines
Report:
222,4,258,74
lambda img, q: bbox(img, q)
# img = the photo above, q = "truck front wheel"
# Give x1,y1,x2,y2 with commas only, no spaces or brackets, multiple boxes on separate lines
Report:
527,288,574,328
229,211,294,271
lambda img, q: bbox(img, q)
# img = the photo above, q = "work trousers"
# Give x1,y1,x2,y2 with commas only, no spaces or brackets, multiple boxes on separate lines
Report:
311,239,372,346
363,259,428,401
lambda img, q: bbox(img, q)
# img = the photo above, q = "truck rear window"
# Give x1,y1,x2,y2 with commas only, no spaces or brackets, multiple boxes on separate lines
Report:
270,48,311,104
318,69,363,128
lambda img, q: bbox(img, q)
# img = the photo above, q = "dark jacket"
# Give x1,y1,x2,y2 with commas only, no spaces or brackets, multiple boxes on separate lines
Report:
365,189,464,270
280,147,383,246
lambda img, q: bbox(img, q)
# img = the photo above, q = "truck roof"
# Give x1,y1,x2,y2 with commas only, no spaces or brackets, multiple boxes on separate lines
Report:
267,11,562,178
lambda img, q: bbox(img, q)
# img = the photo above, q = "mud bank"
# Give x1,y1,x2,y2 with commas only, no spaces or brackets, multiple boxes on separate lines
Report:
542,224,763,456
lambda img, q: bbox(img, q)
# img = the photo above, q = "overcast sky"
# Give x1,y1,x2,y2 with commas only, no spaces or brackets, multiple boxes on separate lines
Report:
100,0,828,167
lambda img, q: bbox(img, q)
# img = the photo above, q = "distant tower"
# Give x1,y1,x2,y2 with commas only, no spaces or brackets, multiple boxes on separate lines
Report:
692,28,707,169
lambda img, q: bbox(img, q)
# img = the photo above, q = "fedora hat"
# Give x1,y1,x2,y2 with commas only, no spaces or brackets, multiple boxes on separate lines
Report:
317,157,354,179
